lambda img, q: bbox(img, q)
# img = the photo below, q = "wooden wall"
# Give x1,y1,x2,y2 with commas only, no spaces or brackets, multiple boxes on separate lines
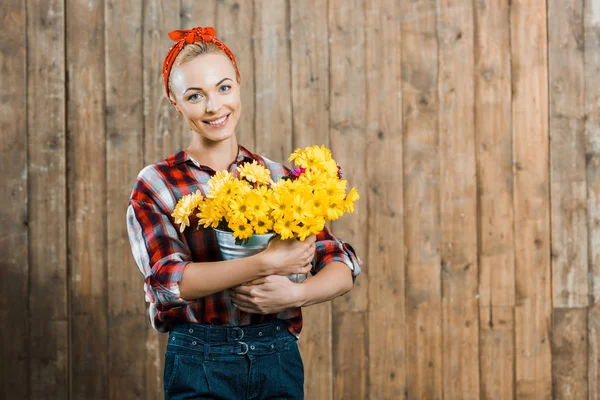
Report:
2,0,600,399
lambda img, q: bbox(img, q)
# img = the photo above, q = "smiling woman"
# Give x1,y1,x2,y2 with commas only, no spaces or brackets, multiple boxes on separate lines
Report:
126,26,361,399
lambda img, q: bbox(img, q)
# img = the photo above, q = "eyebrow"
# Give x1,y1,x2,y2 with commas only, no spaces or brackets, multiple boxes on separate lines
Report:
183,78,233,95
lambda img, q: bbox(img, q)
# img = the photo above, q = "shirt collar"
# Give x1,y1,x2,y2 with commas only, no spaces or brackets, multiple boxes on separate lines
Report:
166,145,257,168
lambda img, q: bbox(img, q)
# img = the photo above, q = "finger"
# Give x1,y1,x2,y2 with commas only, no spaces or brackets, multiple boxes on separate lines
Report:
232,285,253,296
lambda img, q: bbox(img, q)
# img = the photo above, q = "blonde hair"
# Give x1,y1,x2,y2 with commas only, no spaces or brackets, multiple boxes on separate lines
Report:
168,41,240,101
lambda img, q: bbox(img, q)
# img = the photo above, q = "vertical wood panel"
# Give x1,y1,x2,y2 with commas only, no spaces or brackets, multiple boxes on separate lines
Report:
552,308,589,399
365,1,405,399
549,0,588,308
105,1,145,399
480,307,515,400
328,0,368,398
215,0,256,151
142,3,181,397
473,1,515,398
26,0,68,398
436,1,480,398
400,2,443,399
586,0,600,397
289,1,332,398
66,0,108,397
143,0,182,164
253,0,292,161
510,0,553,398
0,0,28,398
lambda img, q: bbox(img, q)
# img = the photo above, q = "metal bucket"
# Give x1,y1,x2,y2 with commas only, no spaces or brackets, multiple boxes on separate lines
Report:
214,228,308,283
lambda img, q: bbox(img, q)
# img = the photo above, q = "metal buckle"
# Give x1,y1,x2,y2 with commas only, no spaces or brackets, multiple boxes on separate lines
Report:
233,327,244,341
236,342,249,355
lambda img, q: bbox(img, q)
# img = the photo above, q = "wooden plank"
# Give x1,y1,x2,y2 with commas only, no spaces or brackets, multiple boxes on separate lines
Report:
215,0,256,151
142,3,181,398
253,0,292,161
436,1,480,398
0,0,28,397
548,0,588,308
66,0,108,397
473,1,515,398
364,1,405,399
105,1,146,399
510,0,553,398
479,307,515,400
400,2,443,399
585,0,600,397
26,0,68,398
289,1,332,398
328,0,368,398
333,312,367,400
143,0,183,164
552,308,589,399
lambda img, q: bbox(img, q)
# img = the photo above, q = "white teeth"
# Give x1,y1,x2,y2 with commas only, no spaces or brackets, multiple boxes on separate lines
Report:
206,115,228,125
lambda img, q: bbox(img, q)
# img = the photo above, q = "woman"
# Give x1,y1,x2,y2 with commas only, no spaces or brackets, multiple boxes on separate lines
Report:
126,26,360,399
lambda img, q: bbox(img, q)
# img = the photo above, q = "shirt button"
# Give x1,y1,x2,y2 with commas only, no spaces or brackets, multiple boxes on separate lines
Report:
271,344,275,349
258,332,263,336
189,329,194,333
276,326,281,331
192,341,197,345
250,345,256,350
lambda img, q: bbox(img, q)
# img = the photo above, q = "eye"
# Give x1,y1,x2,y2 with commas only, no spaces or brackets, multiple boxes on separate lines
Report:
188,92,203,101
219,85,231,93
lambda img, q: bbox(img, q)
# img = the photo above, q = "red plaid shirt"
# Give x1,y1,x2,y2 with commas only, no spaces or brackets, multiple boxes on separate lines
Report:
126,145,361,336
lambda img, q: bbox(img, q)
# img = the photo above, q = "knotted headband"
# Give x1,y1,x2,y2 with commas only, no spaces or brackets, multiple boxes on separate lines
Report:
162,26,240,99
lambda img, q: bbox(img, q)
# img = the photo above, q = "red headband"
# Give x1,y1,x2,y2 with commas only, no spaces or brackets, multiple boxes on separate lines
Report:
162,26,240,99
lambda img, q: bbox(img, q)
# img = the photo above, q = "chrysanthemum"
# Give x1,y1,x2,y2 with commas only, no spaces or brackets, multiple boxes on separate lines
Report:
171,190,203,232
344,187,360,213
296,216,325,240
207,171,233,197
237,160,272,185
251,214,274,235
273,215,299,240
228,217,254,240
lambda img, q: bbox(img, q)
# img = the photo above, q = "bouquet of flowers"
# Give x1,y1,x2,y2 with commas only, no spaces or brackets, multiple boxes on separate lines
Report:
171,145,360,243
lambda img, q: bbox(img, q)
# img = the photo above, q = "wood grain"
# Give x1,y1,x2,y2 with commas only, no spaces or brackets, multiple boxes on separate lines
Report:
401,1,443,398
253,0,292,162
548,0,588,308
289,1,332,398
105,1,146,399
552,308,589,399
0,0,28,398
473,1,515,398
66,0,108,397
436,1,480,398
26,0,68,398
143,0,183,164
365,0,405,399
585,0,600,398
328,0,368,397
510,1,553,398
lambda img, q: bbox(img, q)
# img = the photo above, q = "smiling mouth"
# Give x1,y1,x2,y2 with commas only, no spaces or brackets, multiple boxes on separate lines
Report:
203,113,231,127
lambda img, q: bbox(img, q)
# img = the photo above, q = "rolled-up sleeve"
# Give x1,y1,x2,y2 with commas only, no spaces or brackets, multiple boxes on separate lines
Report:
312,227,362,282
127,198,192,307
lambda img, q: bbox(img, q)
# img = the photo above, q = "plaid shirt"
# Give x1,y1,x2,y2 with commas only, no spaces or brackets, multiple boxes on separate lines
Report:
126,145,361,336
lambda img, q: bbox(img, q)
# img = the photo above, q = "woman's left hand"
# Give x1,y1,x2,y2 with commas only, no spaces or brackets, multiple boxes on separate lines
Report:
228,275,305,314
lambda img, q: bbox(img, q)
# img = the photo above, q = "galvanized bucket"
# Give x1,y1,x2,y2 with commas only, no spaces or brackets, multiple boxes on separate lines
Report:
214,228,308,283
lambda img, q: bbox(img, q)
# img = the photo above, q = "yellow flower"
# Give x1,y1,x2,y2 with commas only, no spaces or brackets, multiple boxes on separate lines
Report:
171,190,203,232
310,189,329,218
325,199,345,221
251,214,274,235
270,190,293,220
288,145,332,168
273,215,299,240
291,194,314,221
344,187,360,213
228,217,254,240
296,216,325,240
197,199,223,228
228,197,251,221
237,161,272,185
208,171,234,197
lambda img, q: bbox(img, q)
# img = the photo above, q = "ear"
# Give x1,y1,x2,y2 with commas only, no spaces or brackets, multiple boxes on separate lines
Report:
169,96,181,113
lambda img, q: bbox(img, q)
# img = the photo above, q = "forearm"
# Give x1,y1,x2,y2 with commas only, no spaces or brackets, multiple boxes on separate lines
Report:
179,253,270,300
296,261,354,307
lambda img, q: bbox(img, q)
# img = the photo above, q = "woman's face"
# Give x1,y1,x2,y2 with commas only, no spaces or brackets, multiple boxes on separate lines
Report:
170,53,241,144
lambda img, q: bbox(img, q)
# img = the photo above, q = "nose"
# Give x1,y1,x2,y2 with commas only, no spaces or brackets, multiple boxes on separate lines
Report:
206,94,221,113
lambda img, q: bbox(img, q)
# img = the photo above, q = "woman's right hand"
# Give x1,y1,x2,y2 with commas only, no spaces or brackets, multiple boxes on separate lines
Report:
260,234,317,276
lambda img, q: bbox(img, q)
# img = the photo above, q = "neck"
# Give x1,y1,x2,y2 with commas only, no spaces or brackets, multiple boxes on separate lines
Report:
185,137,239,171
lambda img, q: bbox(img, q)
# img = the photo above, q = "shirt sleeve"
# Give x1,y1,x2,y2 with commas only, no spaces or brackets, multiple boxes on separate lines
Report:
312,227,362,282
127,197,192,307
